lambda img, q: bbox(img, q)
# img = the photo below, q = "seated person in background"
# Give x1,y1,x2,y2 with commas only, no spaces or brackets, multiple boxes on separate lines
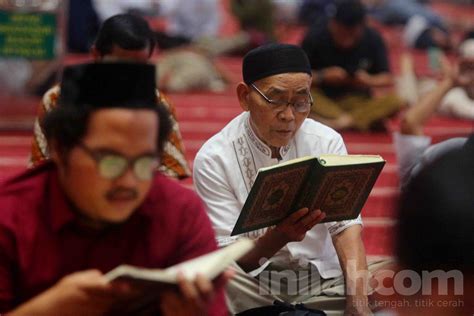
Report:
388,141,474,315
0,63,227,316
362,0,458,51
438,39,474,120
301,0,403,131
362,0,446,27
157,48,229,93
230,0,276,50
394,52,474,188
298,0,334,26
402,14,452,51
31,13,191,179
153,0,220,50
92,0,220,50
194,43,388,315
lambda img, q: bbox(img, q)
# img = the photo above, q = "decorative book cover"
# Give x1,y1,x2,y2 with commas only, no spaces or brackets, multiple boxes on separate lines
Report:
231,155,385,235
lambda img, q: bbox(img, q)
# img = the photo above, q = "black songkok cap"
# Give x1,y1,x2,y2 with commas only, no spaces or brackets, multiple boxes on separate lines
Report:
242,43,312,84
327,0,366,26
58,62,157,109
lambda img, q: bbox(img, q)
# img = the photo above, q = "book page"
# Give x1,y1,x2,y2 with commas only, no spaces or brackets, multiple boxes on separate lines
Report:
105,238,254,283
259,156,315,172
105,265,175,283
165,238,254,280
319,154,384,166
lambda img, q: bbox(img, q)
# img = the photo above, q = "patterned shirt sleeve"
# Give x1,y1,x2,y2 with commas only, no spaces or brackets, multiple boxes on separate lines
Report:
29,85,60,167
157,91,192,179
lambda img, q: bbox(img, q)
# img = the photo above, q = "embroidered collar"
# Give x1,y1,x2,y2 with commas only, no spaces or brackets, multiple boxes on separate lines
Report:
244,116,291,158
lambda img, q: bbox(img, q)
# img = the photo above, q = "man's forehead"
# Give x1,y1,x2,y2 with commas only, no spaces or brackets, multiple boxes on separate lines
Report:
89,107,157,122
255,72,312,88
84,109,158,147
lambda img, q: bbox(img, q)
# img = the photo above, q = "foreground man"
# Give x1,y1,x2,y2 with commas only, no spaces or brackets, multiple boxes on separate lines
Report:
0,63,226,315
194,43,383,315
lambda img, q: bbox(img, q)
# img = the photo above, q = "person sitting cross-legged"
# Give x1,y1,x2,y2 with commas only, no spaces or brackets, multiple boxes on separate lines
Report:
193,43,391,316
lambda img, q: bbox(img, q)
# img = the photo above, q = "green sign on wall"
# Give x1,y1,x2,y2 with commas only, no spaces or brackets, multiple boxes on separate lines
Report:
0,10,56,59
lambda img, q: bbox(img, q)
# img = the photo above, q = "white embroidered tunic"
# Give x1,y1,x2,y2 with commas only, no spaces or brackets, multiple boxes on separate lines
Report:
194,112,362,278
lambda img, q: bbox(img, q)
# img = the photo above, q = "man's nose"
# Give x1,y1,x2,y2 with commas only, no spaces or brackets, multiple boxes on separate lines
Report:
278,103,296,121
113,166,140,187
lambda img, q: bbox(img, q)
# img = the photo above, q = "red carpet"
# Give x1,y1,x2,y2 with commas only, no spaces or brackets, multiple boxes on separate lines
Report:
0,2,473,259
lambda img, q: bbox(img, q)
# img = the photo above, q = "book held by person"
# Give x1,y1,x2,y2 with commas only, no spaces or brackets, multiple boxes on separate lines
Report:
231,154,385,236
105,238,254,285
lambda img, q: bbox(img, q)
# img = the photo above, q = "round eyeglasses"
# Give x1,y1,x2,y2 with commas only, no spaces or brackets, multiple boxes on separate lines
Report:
251,83,313,113
78,143,159,180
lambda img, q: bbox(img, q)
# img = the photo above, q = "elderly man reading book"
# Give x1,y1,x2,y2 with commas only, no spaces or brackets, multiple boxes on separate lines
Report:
194,43,389,315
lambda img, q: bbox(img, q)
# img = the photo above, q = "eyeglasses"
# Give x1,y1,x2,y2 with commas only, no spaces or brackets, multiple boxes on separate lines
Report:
250,84,313,113
77,143,159,180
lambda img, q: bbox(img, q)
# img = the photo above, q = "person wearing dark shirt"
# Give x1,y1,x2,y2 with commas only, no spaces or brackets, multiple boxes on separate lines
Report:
0,63,227,316
385,139,474,315
301,0,403,131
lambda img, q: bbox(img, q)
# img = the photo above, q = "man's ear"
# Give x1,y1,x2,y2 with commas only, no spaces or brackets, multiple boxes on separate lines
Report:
236,82,251,111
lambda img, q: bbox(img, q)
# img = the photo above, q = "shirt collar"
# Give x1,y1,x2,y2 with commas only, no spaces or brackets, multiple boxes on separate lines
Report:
244,115,291,159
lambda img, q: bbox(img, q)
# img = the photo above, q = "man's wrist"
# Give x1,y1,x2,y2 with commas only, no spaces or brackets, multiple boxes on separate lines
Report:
265,226,290,247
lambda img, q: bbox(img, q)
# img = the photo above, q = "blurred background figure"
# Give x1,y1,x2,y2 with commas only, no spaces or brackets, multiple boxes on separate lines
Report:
157,48,228,93
301,0,403,131
396,38,474,119
402,14,452,50
230,0,276,50
154,0,220,50
362,0,452,51
30,13,191,180
92,0,220,50
388,136,474,315
438,38,474,119
68,0,100,52
363,0,446,28
298,0,334,26
393,52,473,188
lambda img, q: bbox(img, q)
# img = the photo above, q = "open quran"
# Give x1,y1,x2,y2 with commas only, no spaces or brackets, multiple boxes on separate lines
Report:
231,154,385,235
105,238,253,284
103,239,253,314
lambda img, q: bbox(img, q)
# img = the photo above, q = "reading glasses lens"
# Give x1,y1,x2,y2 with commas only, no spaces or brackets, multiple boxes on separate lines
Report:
98,155,157,180
271,101,311,113
251,84,311,113
99,155,128,179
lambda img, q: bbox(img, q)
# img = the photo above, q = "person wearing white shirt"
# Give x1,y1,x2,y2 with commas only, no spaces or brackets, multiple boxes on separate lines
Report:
92,0,220,44
92,0,156,21
438,39,474,120
158,0,220,41
194,43,385,315
394,52,472,189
